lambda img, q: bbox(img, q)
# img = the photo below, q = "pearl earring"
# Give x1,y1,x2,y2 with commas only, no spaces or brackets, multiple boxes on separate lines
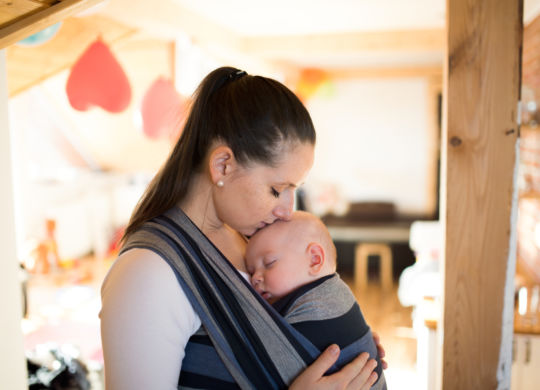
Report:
217,180,224,187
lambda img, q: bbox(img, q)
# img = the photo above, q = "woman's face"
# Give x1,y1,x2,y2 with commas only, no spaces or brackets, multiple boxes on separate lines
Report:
214,142,314,237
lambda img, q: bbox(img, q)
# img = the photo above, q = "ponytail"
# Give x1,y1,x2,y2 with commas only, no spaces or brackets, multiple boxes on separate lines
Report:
123,66,315,243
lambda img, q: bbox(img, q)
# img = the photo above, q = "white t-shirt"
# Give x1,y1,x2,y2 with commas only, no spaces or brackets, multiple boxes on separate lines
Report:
100,248,250,390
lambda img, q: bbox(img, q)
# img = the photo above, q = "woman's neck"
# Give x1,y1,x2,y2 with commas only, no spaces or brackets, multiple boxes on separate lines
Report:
178,173,247,272
179,173,222,234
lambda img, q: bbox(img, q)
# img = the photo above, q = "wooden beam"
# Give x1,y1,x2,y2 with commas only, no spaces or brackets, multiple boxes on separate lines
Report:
97,0,281,76
441,0,522,388
327,65,442,79
242,29,445,58
0,0,105,49
6,15,136,96
0,0,47,27
99,0,242,52
99,2,444,70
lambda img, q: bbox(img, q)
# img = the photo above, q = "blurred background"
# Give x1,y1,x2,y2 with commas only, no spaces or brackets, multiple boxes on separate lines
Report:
4,0,540,389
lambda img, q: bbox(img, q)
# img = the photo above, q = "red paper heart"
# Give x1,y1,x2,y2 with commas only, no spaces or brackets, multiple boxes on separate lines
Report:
141,77,185,139
66,38,131,113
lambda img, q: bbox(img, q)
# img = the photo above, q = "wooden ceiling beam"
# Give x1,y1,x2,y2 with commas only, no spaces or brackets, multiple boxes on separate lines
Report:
99,1,444,68
6,15,137,96
0,0,105,49
241,29,445,59
326,65,443,79
98,0,242,52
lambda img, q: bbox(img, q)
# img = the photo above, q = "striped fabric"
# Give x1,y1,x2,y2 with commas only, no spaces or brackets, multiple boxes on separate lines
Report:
121,207,386,389
274,274,386,385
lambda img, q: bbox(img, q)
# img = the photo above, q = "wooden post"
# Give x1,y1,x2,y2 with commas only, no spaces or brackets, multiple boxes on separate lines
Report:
0,50,27,389
441,0,522,389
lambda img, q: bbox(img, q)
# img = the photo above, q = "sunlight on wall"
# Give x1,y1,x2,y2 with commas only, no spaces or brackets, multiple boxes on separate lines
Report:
306,77,438,217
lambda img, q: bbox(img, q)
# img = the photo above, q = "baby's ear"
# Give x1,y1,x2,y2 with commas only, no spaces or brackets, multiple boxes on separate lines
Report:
307,242,325,276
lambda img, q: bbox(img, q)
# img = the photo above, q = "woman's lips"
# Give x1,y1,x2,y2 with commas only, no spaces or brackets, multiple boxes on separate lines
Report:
257,220,275,230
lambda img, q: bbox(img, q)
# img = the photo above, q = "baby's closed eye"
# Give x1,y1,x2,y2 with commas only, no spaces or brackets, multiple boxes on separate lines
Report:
263,257,277,268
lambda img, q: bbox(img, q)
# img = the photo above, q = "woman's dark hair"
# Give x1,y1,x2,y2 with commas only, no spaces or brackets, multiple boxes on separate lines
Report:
123,66,316,241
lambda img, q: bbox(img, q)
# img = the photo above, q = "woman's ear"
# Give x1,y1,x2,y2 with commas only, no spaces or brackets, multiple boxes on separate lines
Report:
307,242,325,276
208,145,237,184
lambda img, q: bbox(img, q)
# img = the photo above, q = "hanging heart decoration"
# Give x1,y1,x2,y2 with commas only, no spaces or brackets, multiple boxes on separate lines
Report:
66,38,131,113
140,77,186,140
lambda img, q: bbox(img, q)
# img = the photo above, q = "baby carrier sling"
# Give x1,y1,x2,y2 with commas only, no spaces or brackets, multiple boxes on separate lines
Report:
121,207,385,390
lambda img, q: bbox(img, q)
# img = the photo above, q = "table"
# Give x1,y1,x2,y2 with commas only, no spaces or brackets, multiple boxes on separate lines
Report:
327,223,411,243
327,222,411,290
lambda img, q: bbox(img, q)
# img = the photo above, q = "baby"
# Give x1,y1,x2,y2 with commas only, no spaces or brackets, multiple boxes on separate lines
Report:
245,210,386,387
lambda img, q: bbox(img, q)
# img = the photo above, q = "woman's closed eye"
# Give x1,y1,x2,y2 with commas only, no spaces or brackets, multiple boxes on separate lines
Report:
271,187,280,198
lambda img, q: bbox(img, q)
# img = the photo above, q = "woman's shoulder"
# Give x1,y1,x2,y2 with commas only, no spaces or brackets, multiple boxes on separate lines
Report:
101,248,178,300
100,247,201,330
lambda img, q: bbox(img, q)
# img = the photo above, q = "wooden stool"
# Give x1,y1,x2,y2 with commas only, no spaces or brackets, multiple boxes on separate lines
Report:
354,243,393,291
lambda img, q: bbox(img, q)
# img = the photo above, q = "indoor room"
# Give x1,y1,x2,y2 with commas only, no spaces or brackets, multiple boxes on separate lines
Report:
1,0,539,389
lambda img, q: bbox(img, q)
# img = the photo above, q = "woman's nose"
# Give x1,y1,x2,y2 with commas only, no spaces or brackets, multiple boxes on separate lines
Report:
273,192,294,221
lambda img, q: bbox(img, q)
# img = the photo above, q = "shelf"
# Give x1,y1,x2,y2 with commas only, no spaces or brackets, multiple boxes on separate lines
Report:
519,190,540,200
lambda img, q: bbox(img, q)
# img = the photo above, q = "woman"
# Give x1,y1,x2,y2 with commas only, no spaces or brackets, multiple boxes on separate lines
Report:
100,67,384,389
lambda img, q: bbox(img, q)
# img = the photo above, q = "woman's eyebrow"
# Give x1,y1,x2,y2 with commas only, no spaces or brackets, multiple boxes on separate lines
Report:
276,181,303,188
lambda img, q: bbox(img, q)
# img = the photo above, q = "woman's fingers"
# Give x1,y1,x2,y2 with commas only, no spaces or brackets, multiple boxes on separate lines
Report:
372,332,385,358
338,352,370,380
333,352,377,389
372,331,388,369
290,347,379,390
346,356,378,390
292,344,341,387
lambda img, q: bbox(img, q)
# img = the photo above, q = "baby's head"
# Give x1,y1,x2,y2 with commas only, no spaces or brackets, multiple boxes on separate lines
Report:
245,210,337,303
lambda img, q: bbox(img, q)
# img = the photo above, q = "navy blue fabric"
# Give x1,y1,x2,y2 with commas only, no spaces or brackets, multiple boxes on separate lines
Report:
121,208,385,389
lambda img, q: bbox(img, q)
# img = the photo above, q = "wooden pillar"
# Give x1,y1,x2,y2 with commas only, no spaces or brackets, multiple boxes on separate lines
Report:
441,0,522,389
0,50,27,389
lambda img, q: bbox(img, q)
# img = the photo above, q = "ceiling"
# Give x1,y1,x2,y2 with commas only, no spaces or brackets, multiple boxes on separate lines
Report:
174,0,447,36
103,0,540,36
95,0,540,70
7,0,540,97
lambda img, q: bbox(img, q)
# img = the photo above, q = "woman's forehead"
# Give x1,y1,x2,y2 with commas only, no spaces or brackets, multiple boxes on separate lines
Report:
252,144,314,183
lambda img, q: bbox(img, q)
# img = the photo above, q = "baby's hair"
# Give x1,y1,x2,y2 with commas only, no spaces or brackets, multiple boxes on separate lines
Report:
291,211,337,272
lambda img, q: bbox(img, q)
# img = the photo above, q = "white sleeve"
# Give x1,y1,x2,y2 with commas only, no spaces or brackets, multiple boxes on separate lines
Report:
100,248,201,390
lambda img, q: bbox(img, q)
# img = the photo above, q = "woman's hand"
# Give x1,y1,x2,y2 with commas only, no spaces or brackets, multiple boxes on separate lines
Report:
289,345,378,390
372,332,388,370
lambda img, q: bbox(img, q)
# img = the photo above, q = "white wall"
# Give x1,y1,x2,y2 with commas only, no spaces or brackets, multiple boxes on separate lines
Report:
306,77,439,217
0,50,27,390
8,61,439,262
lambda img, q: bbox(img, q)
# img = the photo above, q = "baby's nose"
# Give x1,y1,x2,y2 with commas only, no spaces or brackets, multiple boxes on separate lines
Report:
251,272,263,285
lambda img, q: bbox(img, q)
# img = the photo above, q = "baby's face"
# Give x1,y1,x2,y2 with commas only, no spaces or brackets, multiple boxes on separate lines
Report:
245,222,312,303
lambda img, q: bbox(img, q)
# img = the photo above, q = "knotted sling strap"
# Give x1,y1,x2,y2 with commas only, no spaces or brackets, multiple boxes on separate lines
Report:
121,207,385,389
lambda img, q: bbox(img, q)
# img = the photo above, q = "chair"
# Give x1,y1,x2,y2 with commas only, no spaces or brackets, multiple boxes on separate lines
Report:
354,243,393,291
